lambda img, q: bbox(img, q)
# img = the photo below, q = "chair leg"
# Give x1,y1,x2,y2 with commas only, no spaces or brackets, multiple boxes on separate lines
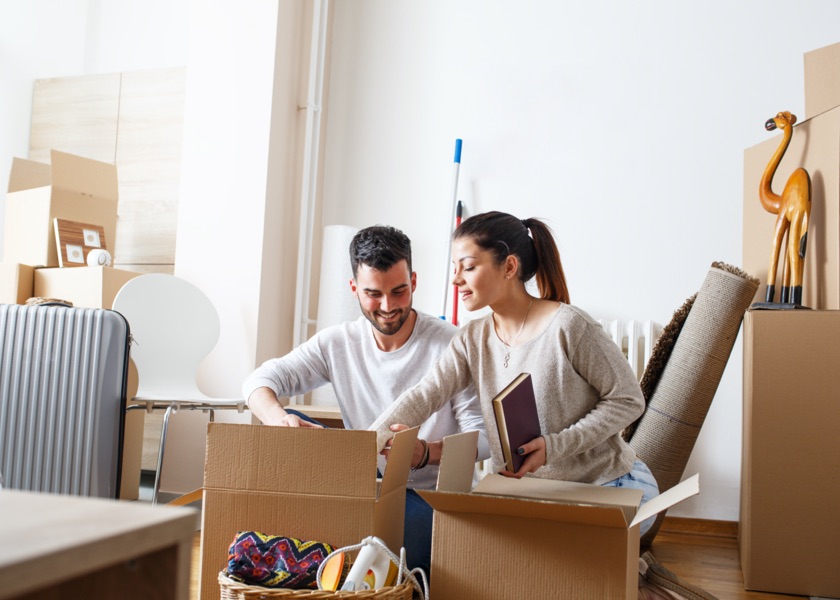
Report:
152,404,177,506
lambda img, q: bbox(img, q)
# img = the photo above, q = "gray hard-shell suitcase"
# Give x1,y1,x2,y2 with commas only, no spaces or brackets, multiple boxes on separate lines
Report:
0,303,130,498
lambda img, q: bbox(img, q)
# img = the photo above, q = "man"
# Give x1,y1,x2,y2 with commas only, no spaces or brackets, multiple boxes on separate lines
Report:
242,225,489,578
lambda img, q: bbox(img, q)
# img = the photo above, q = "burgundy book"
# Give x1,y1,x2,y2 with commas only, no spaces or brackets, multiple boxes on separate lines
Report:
491,372,541,473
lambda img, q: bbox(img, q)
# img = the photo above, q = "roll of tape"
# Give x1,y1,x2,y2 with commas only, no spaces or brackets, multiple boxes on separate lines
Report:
86,249,112,267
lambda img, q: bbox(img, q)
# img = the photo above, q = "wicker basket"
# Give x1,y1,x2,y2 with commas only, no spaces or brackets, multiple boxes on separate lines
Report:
218,572,416,600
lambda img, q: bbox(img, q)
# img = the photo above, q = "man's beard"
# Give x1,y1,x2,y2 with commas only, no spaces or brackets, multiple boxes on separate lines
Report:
361,304,411,336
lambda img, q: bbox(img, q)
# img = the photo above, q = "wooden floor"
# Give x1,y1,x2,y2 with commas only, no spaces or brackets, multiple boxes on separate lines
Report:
649,519,807,600
188,518,811,600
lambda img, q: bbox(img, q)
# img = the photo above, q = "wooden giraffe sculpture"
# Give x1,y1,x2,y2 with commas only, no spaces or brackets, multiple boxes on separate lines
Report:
759,111,811,305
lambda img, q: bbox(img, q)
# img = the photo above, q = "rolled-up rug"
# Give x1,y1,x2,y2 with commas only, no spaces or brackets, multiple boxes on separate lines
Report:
629,262,759,548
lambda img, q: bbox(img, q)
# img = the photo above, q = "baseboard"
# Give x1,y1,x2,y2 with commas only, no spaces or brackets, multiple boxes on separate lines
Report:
659,516,738,539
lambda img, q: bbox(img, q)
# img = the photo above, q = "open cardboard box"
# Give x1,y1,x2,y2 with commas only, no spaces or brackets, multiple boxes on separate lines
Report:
198,423,417,600
421,432,699,600
4,150,118,268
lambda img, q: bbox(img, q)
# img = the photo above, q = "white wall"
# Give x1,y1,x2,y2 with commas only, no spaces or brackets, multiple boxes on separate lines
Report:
1,0,86,239
321,0,840,520
4,0,840,520
0,0,191,234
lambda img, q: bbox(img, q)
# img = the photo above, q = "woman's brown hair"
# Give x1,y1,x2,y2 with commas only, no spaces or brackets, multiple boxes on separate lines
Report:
453,211,570,303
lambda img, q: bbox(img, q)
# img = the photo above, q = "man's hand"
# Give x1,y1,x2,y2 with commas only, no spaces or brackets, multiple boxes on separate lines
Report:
248,387,323,428
275,413,323,428
499,435,546,478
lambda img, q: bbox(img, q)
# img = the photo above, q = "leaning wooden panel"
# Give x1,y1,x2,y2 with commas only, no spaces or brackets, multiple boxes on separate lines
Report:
114,68,185,267
118,264,176,275
29,73,121,165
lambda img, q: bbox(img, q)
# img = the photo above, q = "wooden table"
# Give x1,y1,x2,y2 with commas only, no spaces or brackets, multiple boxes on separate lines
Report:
0,490,198,599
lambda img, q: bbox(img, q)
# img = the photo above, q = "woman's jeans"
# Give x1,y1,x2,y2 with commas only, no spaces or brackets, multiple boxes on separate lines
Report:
602,459,660,535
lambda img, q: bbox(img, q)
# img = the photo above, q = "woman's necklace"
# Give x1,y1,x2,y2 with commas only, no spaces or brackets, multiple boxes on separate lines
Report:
498,298,533,368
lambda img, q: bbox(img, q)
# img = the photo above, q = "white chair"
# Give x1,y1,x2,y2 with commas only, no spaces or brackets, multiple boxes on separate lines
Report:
112,273,246,504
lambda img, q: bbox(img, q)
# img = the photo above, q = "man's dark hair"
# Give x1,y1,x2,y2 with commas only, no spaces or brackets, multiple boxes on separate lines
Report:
349,225,412,277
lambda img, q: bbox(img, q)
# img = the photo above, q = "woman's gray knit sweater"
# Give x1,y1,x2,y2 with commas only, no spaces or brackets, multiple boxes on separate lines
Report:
371,304,644,484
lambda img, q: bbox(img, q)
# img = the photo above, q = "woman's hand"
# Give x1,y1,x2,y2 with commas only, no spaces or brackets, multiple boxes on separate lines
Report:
379,423,413,460
499,436,546,478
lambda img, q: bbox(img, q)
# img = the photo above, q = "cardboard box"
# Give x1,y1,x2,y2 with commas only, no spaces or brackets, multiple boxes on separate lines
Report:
805,41,840,119
740,310,840,597
34,266,139,309
420,432,699,600
198,423,416,600
743,105,840,309
119,359,142,501
4,150,118,268
0,262,35,304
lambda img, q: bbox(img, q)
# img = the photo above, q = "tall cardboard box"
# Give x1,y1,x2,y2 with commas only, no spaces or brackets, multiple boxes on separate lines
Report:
740,310,840,597
4,150,118,268
421,433,699,600
804,41,840,119
0,263,35,304
199,423,416,600
743,105,840,309
34,266,140,309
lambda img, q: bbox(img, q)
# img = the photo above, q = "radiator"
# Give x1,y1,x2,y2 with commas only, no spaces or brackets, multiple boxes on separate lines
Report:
0,304,129,498
598,319,662,380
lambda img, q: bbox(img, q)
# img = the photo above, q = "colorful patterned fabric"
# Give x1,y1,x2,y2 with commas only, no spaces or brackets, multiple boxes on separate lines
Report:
226,531,335,589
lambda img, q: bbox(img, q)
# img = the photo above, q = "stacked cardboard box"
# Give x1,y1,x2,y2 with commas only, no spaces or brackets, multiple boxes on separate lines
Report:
2,149,139,309
740,310,840,597
740,41,840,596
0,262,34,304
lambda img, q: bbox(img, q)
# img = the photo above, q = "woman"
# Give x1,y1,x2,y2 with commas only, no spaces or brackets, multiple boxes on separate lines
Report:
371,210,659,533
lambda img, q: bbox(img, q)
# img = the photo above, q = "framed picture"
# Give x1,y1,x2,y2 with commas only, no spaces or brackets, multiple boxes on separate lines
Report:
54,218,108,268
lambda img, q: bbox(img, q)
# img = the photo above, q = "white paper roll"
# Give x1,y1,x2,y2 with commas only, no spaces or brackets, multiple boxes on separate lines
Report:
312,225,360,406
86,249,112,267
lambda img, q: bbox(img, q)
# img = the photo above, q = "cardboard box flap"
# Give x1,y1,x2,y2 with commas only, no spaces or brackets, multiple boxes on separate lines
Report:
379,426,418,497
8,157,51,193
475,473,643,520
49,150,118,202
420,488,632,528
205,423,376,497
630,474,700,528
436,430,480,493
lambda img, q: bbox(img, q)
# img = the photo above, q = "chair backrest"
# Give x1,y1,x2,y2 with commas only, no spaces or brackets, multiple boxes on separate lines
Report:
112,273,219,399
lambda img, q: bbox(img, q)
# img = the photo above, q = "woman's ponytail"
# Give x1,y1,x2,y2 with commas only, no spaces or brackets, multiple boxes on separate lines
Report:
454,212,569,303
